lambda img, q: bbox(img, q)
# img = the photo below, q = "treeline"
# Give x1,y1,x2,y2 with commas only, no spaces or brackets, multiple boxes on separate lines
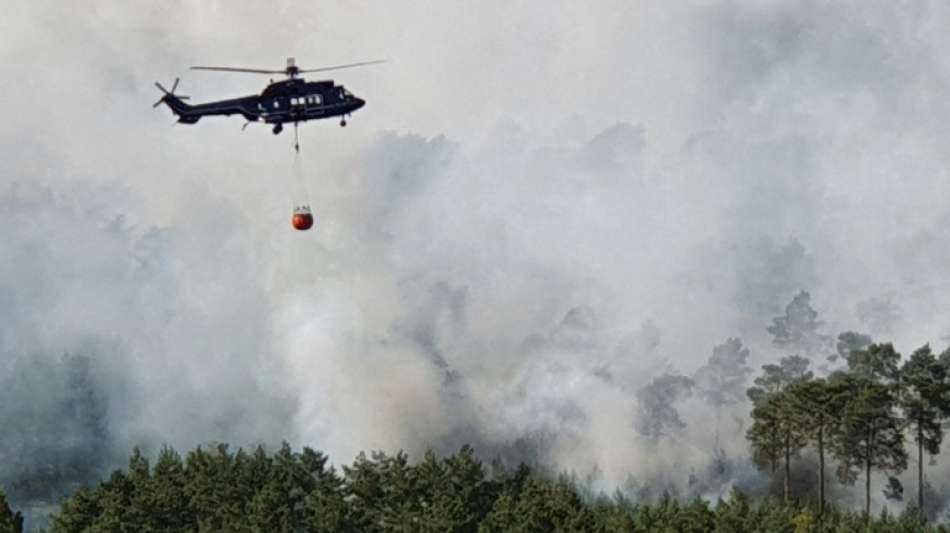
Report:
0,489,24,533
9,290,950,531
635,290,950,525
746,343,950,521
742,293,950,525
8,442,950,532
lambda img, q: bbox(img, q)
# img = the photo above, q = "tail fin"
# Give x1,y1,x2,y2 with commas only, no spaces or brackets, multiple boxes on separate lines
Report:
153,79,198,123
163,95,199,123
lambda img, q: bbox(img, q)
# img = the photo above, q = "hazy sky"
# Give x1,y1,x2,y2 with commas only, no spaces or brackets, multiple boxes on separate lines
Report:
3,0,950,517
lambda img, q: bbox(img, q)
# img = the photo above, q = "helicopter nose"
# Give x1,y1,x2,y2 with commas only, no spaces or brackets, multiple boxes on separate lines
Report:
352,97,365,110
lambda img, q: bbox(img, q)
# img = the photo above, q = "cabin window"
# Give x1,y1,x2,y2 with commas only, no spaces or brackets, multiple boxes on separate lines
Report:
312,95,322,104
273,99,279,108
290,97,297,105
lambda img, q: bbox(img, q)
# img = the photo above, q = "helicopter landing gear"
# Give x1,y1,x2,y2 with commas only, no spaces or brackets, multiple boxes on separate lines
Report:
272,123,283,135
340,117,347,127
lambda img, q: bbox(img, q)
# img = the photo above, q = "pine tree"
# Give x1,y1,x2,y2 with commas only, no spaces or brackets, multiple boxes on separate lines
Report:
635,374,694,439
746,355,812,404
343,451,388,532
747,389,806,503
831,344,907,524
786,378,841,515
436,445,492,531
899,344,950,519
304,462,350,533
184,443,246,531
94,469,137,531
833,331,873,365
51,486,101,532
746,396,783,477
377,451,420,530
693,338,752,448
0,488,23,533
141,446,189,531
747,357,812,501
767,290,831,358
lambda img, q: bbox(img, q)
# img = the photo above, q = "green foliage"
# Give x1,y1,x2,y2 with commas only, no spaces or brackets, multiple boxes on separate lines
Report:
831,344,908,520
788,379,837,515
0,488,24,533
832,331,872,365
899,344,950,518
43,332,950,532
45,443,950,532
747,355,813,408
747,358,811,501
901,345,950,457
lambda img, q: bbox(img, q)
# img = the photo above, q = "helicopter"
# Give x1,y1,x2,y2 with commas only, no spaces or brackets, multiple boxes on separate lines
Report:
154,57,383,144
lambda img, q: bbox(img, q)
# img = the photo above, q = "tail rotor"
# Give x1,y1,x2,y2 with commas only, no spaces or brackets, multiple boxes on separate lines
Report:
153,78,190,108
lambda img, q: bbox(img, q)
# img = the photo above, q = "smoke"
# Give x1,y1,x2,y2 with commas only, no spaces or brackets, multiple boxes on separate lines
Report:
4,0,950,526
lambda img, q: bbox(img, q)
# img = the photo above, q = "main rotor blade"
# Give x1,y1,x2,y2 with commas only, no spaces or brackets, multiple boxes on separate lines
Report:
155,82,168,93
191,66,285,74
171,78,179,93
298,59,388,74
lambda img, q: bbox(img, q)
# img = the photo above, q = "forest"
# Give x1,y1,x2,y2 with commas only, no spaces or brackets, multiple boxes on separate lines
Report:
2,442,949,532
6,290,950,532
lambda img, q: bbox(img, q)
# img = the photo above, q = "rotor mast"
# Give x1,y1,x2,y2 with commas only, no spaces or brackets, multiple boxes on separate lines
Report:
285,57,300,79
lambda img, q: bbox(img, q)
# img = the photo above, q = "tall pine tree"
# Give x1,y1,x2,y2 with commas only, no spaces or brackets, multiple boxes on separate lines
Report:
831,343,907,523
694,338,752,449
746,357,811,502
767,291,831,359
899,344,950,519
787,378,841,515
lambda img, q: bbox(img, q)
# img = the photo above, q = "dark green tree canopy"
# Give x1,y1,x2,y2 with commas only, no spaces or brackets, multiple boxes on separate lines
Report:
747,355,812,405
832,331,873,364
0,488,23,533
845,343,901,383
901,345,950,456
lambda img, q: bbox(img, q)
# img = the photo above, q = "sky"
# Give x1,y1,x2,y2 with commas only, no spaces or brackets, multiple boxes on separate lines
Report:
3,0,950,521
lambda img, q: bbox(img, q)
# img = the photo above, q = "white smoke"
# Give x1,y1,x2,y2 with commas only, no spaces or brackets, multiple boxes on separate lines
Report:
3,0,950,523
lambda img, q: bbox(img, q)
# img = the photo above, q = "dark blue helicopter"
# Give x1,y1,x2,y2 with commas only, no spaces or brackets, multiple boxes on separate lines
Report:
154,57,383,144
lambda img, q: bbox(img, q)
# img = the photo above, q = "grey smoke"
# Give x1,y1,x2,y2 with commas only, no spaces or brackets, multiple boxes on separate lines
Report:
4,0,950,526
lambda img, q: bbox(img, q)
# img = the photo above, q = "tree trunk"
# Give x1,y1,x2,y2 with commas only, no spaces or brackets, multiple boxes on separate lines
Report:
714,408,721,452
865,457,872,525
918,425,924,519
818,427,824,516
784,431,791,504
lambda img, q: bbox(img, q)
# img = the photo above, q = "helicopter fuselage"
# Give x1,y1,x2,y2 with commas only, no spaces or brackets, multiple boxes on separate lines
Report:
160,78,365,132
